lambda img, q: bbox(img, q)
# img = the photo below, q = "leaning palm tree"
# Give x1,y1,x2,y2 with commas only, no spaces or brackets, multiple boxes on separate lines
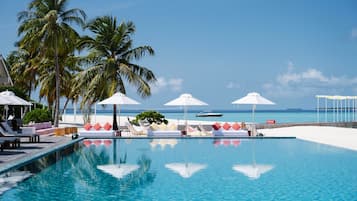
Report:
76,16,156,130
17,0,86,127
7,49,39,98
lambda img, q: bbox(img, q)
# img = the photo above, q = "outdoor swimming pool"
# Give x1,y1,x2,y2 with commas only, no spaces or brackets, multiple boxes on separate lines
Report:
1,138,357,200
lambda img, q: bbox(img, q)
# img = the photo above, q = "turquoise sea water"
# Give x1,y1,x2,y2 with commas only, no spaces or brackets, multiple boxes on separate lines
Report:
92,110,356,124
64,107,357,123
1,138,357,200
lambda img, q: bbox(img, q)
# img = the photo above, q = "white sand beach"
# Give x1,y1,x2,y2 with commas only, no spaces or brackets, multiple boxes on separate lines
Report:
60,114,357,151
259,126,357,151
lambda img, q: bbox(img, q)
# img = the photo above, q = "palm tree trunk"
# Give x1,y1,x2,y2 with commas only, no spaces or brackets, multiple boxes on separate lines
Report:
54,38,60,127
61,98,70,115
28,81,32,98
112,104,118,130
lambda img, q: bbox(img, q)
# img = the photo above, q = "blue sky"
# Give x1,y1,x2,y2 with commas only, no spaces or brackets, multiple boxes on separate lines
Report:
1,0,357,110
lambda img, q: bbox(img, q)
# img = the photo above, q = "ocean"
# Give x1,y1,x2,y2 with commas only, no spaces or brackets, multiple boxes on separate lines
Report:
63,109,357,124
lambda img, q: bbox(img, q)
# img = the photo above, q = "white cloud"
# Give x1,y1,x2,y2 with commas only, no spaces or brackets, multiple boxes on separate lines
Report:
287,60,294,72
226,81,240,89
168,78,183,91
277,68,340,86
264,62,357,99
151,77,183,94
352,28,357,39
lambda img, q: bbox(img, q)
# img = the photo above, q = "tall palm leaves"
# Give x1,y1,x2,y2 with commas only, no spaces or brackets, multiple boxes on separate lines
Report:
76,16,156,130
17,0,86,127
6,49,39,98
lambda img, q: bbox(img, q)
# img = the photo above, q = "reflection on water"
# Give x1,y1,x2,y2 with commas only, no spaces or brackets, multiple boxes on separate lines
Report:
232,164,274,179
232,139,274,180
150,139,178,150
0,170,33,195
165,163,207,178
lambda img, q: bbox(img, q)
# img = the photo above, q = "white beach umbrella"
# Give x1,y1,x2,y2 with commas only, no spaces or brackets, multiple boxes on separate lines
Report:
165,163,207,178
0,90,32,106
164,93,208,132
97,164,139,179
232,92,275,122
97,92,140,131
0,90,32,119
232,164,274,180
0,97,12,105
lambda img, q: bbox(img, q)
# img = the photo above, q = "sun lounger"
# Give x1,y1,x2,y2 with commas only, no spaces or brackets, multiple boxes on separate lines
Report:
126,122,147,136
78,123,116,138
147,130,182,137
0,137,20,148
0,139,4,151
197,124,213,136
24,121,55,135
0,122,40,142
147,123,182,137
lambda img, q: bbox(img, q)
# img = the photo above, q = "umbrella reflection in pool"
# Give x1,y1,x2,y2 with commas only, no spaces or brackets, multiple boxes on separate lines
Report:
97,164,140,179
165,163,207,178
165,139,207,178
232,140,274,180
97,139,139,179
232,164,274,180
150,139,178,150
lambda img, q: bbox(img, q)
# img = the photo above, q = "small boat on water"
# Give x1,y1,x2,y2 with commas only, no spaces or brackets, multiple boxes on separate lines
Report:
196,112,223,117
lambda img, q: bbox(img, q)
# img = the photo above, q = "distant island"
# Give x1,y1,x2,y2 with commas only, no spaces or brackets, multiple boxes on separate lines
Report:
285,108,304,111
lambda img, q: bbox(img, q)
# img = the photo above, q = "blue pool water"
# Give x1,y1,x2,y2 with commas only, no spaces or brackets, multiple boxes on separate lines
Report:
1,138,357,200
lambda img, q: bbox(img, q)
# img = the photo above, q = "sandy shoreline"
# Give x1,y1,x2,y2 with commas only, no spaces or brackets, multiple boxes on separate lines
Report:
60,114,357,151
259,126,357,151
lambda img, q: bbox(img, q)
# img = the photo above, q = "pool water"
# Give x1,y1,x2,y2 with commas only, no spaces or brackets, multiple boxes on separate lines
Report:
1,138,357,200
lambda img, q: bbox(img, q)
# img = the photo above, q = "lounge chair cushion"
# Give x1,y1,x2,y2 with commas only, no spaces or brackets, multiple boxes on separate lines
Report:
232,122,241,130
151,123,178,131
150,123,171,131
223,122,231,130
166,123,177,131
84,123,92,131
94,123,102,131
103,122,112,131
212,122,221,130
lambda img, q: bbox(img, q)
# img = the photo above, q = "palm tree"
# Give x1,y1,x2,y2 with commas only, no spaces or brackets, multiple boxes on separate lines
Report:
76,16,156,130
6,49,39,98
17,0,86,127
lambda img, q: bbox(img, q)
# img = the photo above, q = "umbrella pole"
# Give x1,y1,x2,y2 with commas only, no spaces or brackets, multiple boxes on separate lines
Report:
74,103,77,122
184,106,188,134
118,104,121,131
113,104,118,131
252,104,256,122
94,104,96,123
5,105,8,120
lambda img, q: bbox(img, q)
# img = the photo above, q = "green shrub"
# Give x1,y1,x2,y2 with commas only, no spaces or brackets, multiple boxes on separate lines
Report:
131,110,168,125
23,109,53,124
